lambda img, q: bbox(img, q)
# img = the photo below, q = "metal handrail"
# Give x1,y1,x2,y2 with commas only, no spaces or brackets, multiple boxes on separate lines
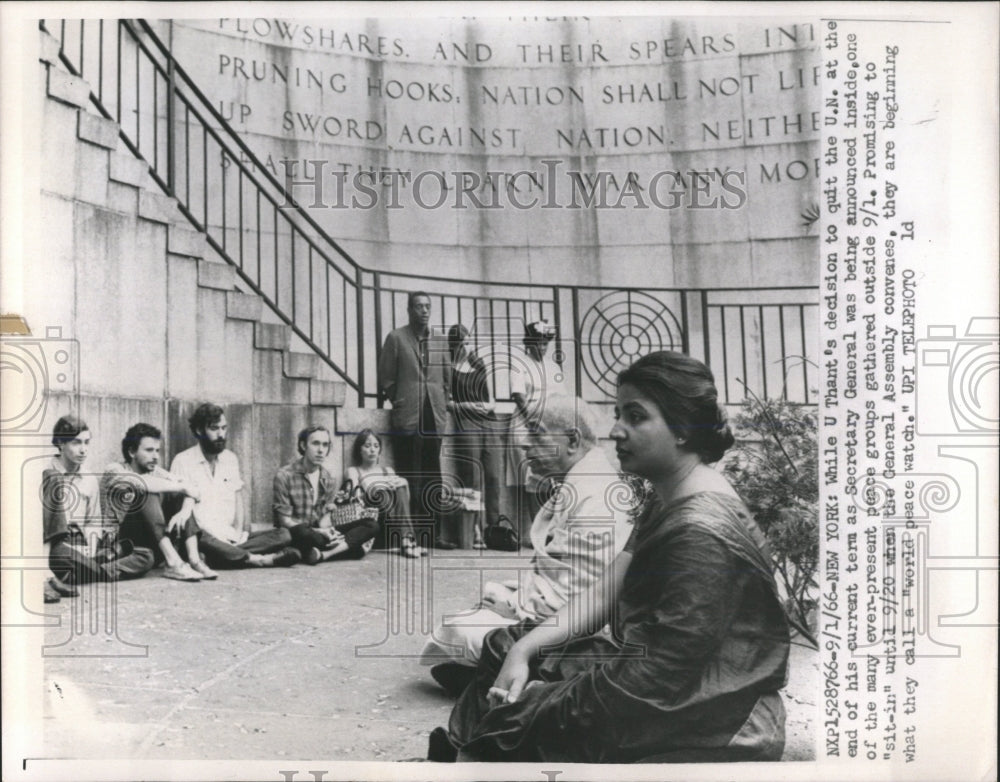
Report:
39,18,819,406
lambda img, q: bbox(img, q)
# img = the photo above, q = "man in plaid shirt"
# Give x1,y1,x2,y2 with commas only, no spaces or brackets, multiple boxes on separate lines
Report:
272,425,378,564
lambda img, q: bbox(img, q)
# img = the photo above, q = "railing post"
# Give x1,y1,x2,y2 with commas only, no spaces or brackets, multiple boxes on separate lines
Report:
701,290,711,371
372,270,384,408
571,287,582,398
165,20,175,196
355,268,367,407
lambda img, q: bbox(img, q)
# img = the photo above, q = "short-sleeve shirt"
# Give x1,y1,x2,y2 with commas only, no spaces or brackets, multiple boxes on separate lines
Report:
170,445,246,544
42,457,102,543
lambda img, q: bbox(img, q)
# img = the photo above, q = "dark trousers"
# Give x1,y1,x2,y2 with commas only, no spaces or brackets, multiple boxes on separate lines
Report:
394,397,443,533
200,527,292,568
328,517,380,559
118,493,200,565
285,519,379,559
286,523,330,556
49,537,155,583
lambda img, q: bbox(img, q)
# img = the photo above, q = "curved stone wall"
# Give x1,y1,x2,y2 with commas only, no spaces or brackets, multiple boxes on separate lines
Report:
164,16,820,288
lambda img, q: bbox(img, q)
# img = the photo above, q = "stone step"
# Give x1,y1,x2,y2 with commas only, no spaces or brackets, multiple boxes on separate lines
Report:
138,189,178,225
167,224,206,259
254,322,291,351
226,291,262,321
46,67,90,109
106,180,139,215
77,112,118,150
309,379,347,408
197,259,236,291
38,29,63,68
109,153,149,188
282,351,319,379
253,350,309,406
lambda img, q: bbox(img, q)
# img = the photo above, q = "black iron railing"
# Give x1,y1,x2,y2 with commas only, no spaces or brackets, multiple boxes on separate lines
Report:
40,18,818,406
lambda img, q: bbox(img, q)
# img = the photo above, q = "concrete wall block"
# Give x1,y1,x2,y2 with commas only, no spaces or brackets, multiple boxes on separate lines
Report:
40,93,79,200
39,29,64,68
108,153,149,188
27,195,77,343
46,67,90,109
77,112,119,150
71,138,113,209
106,181,139,215
137,189,175,224
191,287,236,401
282,351,319,379
74,208,168,397
167,225,206,259
254,322,291,351
226,291,263,321
166,253,199,399
309,379,347,408
197,259,235,291
253,351,310,405
218,317,256,403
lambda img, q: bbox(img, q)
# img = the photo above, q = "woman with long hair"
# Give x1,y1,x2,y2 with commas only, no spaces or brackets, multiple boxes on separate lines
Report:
344,429,426,558
445,323,501,548
430,350,790,763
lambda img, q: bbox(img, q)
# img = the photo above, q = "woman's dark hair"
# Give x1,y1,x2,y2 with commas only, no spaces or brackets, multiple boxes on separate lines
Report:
121,422,161,462
188,402,225,437
52,414,88,448
351,428,382,465
617,351,735,463
448,323,469,363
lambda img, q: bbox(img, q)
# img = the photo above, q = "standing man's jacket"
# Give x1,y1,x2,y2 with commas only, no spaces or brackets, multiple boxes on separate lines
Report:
378,324,451,433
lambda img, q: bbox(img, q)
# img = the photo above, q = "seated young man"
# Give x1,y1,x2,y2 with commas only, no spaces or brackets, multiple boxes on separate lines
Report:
170,403,300,569
101,422,211,582
43,415,155,601
272,425,378,564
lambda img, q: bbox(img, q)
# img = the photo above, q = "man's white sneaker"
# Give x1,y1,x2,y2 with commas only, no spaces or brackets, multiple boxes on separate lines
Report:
191,560,219,580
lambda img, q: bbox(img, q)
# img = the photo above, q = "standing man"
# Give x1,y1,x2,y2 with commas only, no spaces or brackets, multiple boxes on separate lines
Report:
170,403,300,569
101,423,211,582
273,425,379,563
378,291,453,549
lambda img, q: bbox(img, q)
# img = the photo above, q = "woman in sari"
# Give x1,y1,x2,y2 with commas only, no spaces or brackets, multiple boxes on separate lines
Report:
429,350,790,763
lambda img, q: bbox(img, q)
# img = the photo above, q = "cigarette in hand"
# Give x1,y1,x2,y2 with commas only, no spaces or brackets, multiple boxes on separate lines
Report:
487,686,510,703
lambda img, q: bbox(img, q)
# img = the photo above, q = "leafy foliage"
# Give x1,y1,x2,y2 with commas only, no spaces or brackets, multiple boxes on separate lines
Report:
723,396,819,643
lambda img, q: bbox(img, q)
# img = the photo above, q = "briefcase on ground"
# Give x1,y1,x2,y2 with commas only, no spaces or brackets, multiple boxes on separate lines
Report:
483,514,519,552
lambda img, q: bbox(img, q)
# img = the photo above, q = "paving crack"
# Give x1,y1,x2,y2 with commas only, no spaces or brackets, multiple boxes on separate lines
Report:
135,626,315,756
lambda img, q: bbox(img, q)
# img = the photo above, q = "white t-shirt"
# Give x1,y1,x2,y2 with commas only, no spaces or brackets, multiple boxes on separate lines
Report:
305,469,321,505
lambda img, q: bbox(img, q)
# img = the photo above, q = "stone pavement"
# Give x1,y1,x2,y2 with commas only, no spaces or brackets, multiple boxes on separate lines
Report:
41,549,816,763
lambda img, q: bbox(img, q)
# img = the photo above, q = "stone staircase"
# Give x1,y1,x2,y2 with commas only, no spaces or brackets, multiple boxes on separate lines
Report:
39,30,347,410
